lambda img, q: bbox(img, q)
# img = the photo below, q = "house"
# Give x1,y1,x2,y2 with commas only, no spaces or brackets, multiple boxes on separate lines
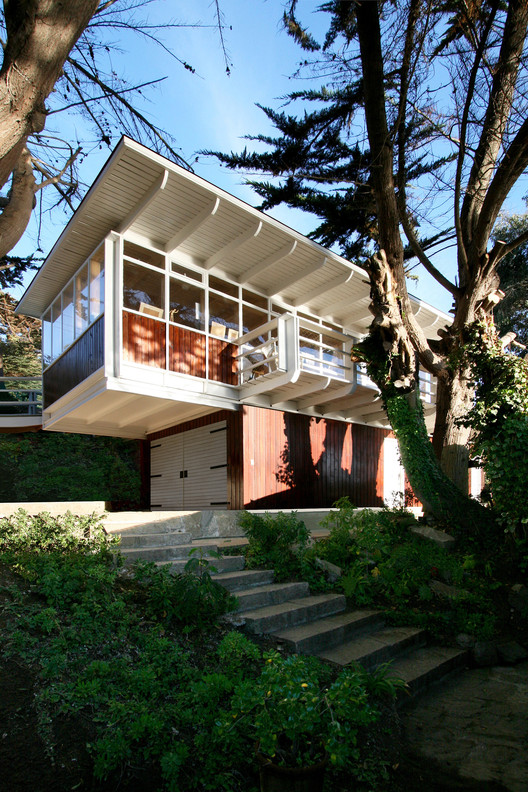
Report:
16,137,447,511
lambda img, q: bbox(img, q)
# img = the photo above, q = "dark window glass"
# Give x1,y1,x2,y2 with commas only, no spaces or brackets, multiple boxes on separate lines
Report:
123,261,165,317
169,279,205,330
208,292,239,340
124,241,165,269
242,289,268,310
171,262,202,282
210,275,238,298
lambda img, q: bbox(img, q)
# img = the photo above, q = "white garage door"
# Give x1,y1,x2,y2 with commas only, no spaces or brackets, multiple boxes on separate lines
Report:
150,421,228,510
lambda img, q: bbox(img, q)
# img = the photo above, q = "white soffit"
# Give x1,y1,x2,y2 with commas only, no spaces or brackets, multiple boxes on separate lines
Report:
17,137,450,338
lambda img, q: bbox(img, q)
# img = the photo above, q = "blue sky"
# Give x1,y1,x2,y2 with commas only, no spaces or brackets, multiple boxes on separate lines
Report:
11,0,528,316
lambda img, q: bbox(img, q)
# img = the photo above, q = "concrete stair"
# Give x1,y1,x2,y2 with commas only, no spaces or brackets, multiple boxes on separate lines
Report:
111,519,468,701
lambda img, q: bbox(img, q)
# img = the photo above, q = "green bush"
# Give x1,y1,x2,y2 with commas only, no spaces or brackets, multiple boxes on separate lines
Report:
238,510,309,581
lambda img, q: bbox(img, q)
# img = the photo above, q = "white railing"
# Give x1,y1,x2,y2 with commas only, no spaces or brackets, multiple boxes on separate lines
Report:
234,314,354,386
0,376,43,416
357,363,436,404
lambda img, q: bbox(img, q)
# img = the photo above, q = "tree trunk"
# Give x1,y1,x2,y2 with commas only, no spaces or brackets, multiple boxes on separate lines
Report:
432,364,474,494
384,387,491,534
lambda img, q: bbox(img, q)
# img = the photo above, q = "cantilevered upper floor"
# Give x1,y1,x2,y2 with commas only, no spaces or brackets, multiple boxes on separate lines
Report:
16,137,447,439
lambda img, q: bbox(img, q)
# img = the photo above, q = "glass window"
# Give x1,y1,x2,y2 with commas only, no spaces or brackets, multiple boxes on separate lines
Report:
123,261,165,317
242,304,267,346
243,289,268,310
208,292,239,339
42,309,52,367
124,241,164,269
51,297,62,358
210,275,238,298
62,281,75,350
171,261,202,282
271,302,288,315
89,247,104,323
75,263,89,337
169,279,205,330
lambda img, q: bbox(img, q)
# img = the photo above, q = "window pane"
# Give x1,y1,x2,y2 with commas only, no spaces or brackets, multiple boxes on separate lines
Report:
89,247,104,323
75,263,89,336
51,297,62,358
242,304,267,346
208,292,238,339
169,279,204,330
62,281,75,350
123,261,165,317
243,288,268,310
42,309,52,367
210,275,238,298
124,241,164,269
171,261,202,282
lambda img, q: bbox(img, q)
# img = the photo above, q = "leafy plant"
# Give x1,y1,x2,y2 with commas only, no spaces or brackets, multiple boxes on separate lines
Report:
239,511,309,581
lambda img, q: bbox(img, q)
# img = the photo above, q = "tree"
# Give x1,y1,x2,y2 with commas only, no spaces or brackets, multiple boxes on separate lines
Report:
0,289,41,377
210,0,528,532
493,214,528,346
0,0,225,265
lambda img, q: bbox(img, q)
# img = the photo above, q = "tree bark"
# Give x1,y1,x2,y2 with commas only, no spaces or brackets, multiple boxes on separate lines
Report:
0,146,36,258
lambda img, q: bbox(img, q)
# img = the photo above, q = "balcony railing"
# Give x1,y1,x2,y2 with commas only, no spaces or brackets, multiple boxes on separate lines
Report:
0,376,43,416
234,314,354,386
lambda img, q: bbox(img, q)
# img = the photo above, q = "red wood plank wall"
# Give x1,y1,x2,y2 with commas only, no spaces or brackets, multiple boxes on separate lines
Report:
208,338,237,385
123,313,165,368
169,326,206,377
242,406,390,509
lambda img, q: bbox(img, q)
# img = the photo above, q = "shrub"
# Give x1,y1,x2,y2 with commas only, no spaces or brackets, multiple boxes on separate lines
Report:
238,510,309,581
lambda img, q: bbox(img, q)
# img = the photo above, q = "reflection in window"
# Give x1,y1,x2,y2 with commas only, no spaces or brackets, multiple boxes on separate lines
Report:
123,261,164,316
243,304,267,347
51,297,62,356
169,279,204,330
89,247,104,323
42,309,52,366
208,292,238,339
75,263,89,337
62,281,74,350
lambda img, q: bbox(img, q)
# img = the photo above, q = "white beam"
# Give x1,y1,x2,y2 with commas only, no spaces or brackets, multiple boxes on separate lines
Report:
205,221,263,270
269,376,331,405
165,197,220,253
115,399,166,429
239,369,299,399
296,382,356,411
238,240,297,285
293,271,354,308
118,170,169,233
267,257,327,297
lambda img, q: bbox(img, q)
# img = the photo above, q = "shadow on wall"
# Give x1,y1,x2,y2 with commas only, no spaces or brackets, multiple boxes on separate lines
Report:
246,412,387,510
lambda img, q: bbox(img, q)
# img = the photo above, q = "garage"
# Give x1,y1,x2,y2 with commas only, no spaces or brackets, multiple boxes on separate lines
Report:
150,421,228,509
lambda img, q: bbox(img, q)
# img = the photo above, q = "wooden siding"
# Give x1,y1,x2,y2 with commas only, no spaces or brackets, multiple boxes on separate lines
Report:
242,406,389,509
169,326,206,377
43,316,104,408
148,409,243,510
123,312,165,368
208,338,237,385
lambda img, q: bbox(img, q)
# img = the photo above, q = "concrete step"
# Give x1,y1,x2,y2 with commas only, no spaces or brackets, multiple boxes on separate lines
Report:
157,555,246,574
273,609,385,655
119,543,218,562
239,593,346,635
104,512,189,534
318,625,427,670
214,568,275,592
387,645,469,699
118,531,192,549
235,581,310,612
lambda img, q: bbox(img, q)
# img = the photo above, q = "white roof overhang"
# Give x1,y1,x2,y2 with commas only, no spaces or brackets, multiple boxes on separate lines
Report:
17,136,450,338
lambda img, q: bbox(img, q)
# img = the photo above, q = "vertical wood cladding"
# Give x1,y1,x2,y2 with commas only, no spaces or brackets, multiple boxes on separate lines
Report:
242,406,390,509
123,312,165,368
169,326,206,378
208,338,237,385
147,409,243,510
43,316,104,408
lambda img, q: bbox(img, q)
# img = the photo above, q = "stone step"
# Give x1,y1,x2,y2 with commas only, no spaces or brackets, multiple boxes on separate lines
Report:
235,581,310,612
387,645,469,699
239,593,346,635
318,625,427,670
214,568,275,592
273,609,385,655
120,543,218,562
157,555,246,574
118,531,192,548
